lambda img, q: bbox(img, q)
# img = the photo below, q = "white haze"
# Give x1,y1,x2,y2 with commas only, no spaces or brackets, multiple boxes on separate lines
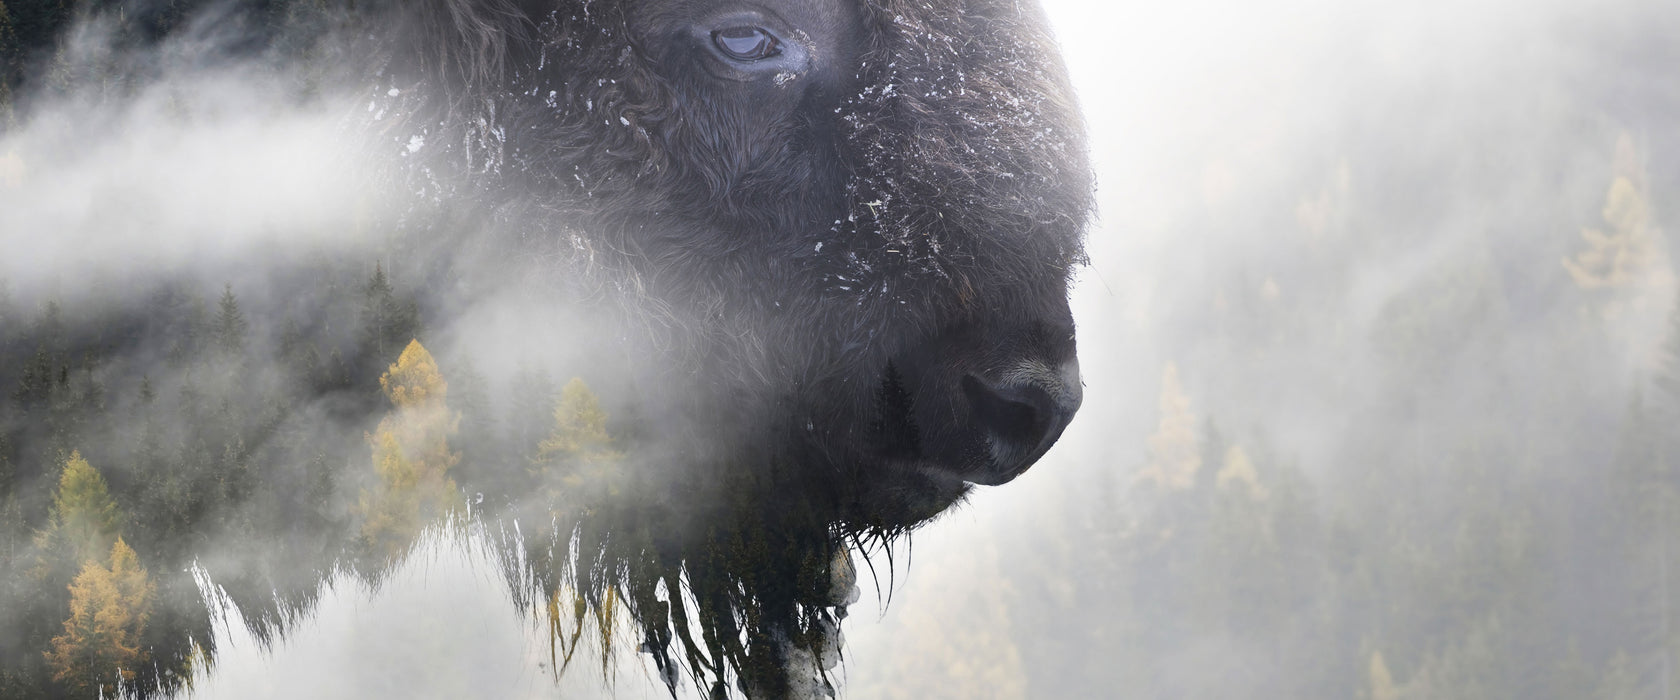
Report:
0,0,1662,696
0,25,383,301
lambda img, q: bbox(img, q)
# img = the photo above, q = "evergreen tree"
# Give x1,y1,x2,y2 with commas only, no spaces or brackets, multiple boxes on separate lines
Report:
13,301,64,406
0,278,13,346
0,435,20,562
1657,285,1680,407
0,2,14,63
1610,389,1673,696
214,283,248,357
166,293,208,367
277,317,323,387
4,0,70,64
447,358,500,496
507,363,558,462
358,261,420,376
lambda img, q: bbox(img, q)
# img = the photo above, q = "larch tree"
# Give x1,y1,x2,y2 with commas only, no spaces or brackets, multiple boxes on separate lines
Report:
45,537,155,699
1369,650,1400,700
1134,363,1200,492
359,340,460,560
34,451,122,570
1563,133,1675,329
533,378,624,506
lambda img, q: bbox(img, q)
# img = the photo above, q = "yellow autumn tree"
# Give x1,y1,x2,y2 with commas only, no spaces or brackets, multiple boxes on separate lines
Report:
1563,133,1676,321
1134,363,1200,491
360,339,461,560
1369,650,1399,700
533,378,625,506
1215,445,1268,500
46,537,155,698
33,451,123,581
523,378,632,679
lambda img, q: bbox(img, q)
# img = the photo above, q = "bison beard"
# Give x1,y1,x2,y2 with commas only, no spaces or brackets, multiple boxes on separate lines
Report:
0,0,1090,697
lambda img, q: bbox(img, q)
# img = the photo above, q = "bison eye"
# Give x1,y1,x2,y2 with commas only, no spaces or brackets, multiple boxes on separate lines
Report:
712,26,780,61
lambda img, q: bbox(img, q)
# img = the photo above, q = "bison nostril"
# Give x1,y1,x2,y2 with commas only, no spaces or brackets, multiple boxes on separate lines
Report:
960,359,1082,485
962,375,1051,447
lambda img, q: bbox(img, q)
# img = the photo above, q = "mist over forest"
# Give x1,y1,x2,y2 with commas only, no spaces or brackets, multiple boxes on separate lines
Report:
2,0,1679,698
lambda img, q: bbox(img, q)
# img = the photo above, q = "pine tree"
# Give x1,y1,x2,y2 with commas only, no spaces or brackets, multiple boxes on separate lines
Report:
358,261,421,375
447,358,500,495
0,434,20,563
13,301,64,406
363,261,394,358
0,1,18,119
45,537,155,698
1657,285,1680,407
1610,389,1673,695
0,2,14,57
507,364,558,461
167,293,208,367
0,278,13,345
278,317,323,387
214,283,248,357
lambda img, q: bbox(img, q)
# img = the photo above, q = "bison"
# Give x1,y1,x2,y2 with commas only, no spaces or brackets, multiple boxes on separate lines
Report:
0,0,1090,696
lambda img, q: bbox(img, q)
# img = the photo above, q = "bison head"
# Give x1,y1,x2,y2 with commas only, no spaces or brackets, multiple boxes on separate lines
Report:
398,0,1093,528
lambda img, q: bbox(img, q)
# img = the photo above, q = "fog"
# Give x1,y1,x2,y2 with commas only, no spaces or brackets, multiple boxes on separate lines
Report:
3,0,1678,696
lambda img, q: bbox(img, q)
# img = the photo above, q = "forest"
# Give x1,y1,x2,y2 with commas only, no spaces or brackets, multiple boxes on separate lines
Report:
838,128,1680,698
5,0,1680,698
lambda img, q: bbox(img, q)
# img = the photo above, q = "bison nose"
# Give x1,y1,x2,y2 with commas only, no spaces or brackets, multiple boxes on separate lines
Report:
960,358,1082,485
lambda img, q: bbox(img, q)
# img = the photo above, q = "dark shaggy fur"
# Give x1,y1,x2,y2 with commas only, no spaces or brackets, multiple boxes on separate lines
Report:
0,0,1090,697
363,1,1093,694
